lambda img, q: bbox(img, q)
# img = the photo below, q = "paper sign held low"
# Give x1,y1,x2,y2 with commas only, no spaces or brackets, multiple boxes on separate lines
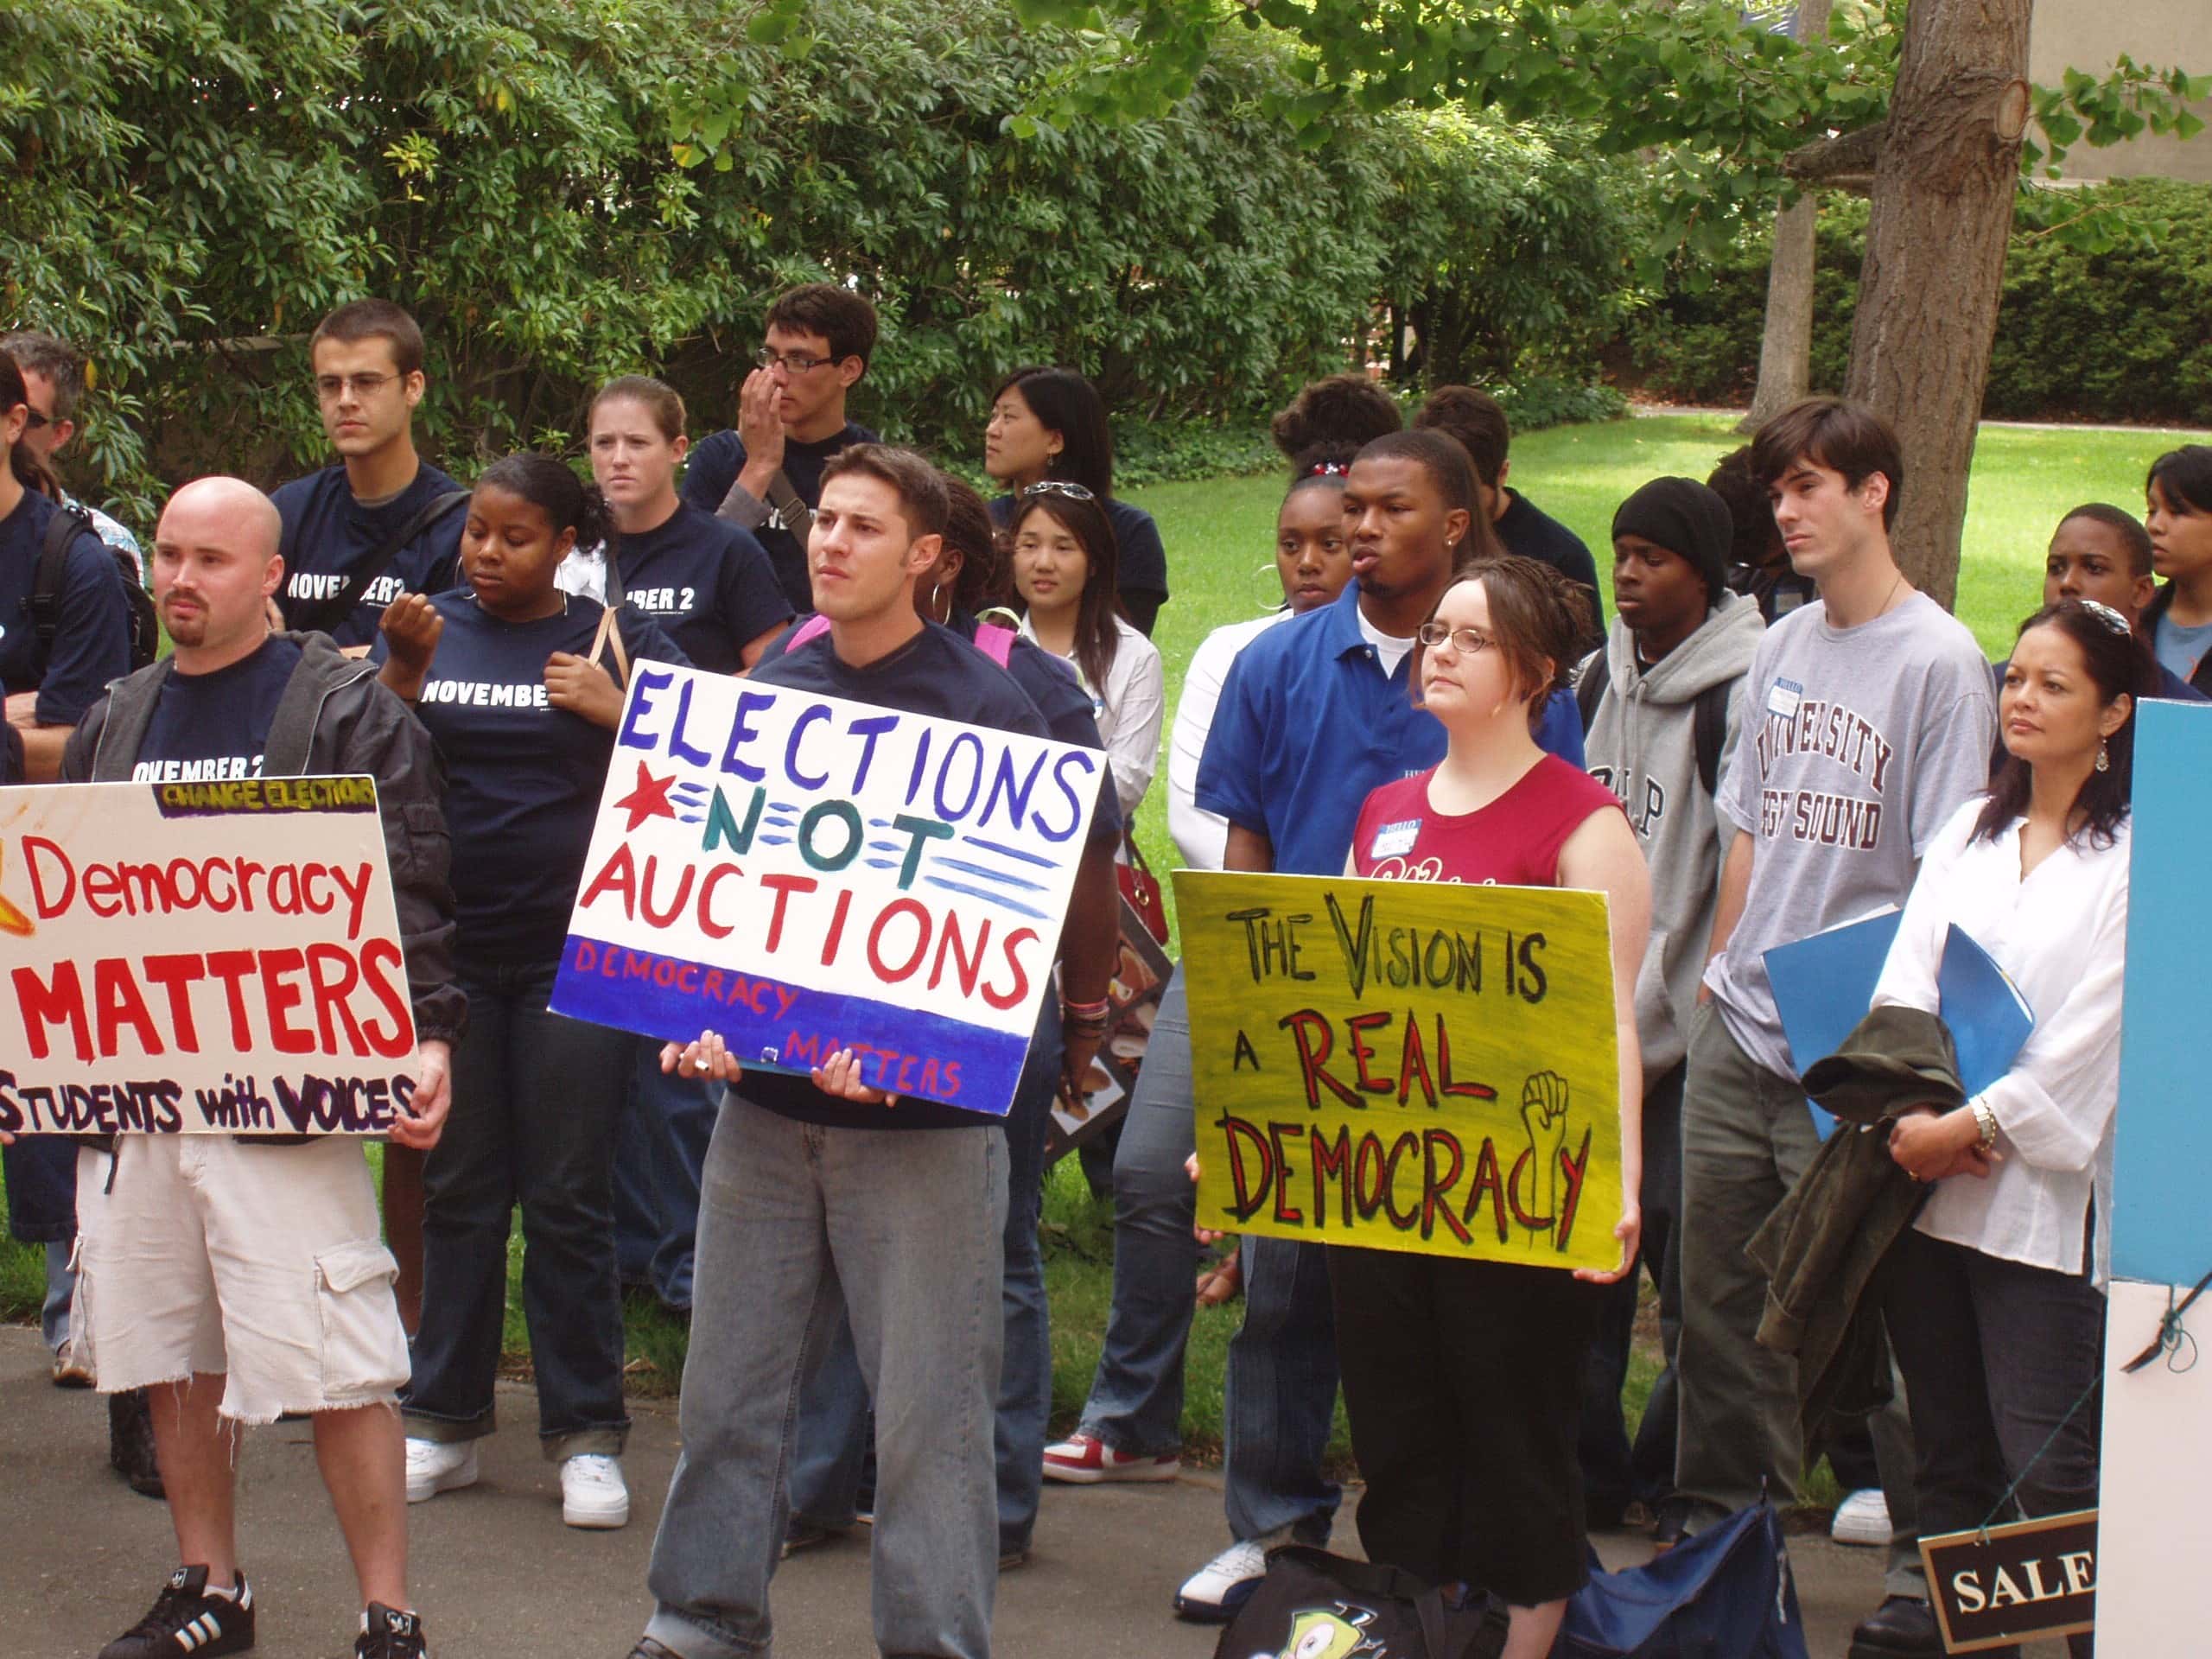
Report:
551,664,1102,1118
1175,870,1623,1271
1920,1510,2096,1652
0,778,421,1135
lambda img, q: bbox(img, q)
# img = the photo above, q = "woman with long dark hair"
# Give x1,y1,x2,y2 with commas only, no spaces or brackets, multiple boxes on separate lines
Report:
1874,599,2151,1659
2141,443,2212,694
1008,480,1165,819
373,454,686,1534
982,365,1169,634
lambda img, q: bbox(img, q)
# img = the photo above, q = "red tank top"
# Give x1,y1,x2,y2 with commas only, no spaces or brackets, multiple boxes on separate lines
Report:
1351,754,1624,887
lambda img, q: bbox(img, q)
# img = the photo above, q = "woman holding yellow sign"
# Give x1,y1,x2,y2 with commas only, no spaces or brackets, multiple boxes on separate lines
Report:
1335,556,1649,1659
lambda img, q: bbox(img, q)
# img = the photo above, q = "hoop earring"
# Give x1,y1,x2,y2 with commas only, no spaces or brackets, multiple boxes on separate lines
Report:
930,581,954,626
2095,738,2110,773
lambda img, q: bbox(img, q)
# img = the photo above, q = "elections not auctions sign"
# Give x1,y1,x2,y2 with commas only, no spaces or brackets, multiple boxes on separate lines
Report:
551,663,1102,1118
1175,870,1624,1272
0,779,421,1135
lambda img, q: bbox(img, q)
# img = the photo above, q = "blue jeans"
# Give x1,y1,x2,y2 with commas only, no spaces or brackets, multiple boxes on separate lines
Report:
45,1241,74,1351
788,1002,1059,1554
613,1036,716,1308
644,1095,1008,1659
402,957,632,1459
1073,969,1338,1544
1072,969,1202,1458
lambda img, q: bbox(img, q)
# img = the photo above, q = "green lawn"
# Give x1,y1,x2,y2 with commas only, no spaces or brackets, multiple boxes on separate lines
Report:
7,410,2202,1482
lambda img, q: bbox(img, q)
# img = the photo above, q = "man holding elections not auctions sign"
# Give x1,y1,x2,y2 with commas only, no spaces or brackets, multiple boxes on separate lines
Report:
12,476,466,1659
626,446,1096,1659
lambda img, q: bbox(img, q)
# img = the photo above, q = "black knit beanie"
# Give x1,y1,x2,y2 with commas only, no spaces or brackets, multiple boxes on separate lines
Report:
1611,477,1734,602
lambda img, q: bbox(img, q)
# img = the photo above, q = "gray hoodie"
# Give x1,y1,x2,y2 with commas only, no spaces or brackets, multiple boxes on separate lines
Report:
1577,591,1764,1077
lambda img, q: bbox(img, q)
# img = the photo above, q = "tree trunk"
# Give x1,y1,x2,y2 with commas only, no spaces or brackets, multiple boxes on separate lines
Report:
1843,0,2032,611
1742,193,1820,429
1740,0,1833,431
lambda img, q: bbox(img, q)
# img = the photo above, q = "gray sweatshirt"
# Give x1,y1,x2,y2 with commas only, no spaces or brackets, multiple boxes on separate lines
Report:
1577,591,1765,1078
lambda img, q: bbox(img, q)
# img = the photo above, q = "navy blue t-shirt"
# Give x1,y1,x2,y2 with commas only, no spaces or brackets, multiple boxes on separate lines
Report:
131,636,304,783
753,607,1123,845
679,422,879,613
989,493,1169,636
740,621,1060,1133
271,461,467,648
1497,490,1605,642
372,591,688,964
607,502,791,674
0,489,132,724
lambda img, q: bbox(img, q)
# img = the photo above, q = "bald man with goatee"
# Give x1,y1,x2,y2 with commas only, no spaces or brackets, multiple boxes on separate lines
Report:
44,475,468,1659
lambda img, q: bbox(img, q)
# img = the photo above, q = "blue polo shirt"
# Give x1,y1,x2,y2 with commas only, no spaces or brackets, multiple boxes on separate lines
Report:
270,461,467,648
1197,582,1584,876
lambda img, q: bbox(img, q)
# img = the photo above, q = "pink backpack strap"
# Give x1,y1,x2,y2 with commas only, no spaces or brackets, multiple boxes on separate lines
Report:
972,622,1015,669
789,613,832,651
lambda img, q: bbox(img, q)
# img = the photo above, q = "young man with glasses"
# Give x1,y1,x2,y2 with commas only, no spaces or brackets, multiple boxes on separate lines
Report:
2,330,146,581
270,301,468,652
680,283,880,612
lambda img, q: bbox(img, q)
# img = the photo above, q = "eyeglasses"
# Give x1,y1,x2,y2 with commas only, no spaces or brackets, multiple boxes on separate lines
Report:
1416,622,1498,655
1020,480,1096,503
753,346,836,374
315,372,399,401
22,407,48,430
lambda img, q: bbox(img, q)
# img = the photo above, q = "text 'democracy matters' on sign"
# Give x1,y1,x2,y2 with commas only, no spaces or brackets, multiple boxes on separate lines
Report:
550,663,1102,1118
0,779,422,1135
1175,870,1623,1271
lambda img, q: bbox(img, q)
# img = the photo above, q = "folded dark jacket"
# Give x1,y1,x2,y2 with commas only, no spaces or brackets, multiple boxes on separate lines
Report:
1747,1004,1957,1436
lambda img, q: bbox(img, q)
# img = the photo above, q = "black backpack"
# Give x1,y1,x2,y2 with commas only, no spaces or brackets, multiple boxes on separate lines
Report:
1213,1547,1510,1659
30,500,160,671
1576,642,1729,798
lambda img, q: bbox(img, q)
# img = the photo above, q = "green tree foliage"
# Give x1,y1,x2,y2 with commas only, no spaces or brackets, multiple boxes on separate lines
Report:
1,0,1637,519
1624,179,2212,426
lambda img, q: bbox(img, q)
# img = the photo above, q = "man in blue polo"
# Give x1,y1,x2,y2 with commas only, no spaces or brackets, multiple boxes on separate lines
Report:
1173,429,1584,1620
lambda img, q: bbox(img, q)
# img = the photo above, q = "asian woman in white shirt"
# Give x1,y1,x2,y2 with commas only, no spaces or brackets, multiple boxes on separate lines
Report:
1874,599,2156,1659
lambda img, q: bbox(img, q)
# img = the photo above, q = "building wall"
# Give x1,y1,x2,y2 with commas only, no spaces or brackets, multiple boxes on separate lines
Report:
2029,0,2212,183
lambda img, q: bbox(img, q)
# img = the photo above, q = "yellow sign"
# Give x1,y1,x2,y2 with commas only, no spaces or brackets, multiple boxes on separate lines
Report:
1175,870,1622,1271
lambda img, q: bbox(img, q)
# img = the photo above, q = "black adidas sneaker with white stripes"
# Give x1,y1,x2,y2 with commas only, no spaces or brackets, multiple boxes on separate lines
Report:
356,1601,430,1658
99,1565,255,1658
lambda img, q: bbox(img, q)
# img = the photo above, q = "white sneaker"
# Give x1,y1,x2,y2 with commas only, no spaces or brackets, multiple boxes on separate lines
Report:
562,1452,630,1529
1831,1486,1893,1547
1173,1538,1269,1622
404,1437,479,1503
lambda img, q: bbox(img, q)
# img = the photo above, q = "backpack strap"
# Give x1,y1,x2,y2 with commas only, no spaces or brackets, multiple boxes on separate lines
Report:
765,471,816,543
288,488,469,636
1574,642,1608,734
972,621,1015,669
29,501,100,649
1694,677,1729,797
788,613,833,652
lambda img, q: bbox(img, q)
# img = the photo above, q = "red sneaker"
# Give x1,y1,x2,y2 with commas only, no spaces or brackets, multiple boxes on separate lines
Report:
1040,1433,1179,1484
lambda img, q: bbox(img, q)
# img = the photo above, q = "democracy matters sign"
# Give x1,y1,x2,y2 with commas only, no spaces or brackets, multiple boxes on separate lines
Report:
0,778,422,1135
1174,869,1624,1272
551,663,1103,1118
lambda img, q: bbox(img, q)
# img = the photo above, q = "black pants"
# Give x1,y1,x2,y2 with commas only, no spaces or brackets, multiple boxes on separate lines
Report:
1882,1228,2104,1659
1331,1245,1605,1606
1579,1063,1682,1519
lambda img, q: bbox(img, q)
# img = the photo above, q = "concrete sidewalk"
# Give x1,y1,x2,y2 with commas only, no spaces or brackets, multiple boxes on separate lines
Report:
1,1326,2056,1658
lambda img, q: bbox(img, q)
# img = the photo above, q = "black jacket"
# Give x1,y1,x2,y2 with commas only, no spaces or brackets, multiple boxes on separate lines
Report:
1747,1004,1954,1438
2139,583,2212,696
62,631,467,1048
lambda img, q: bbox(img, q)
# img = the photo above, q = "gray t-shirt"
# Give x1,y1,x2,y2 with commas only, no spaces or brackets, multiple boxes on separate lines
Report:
1705,591,1998,1080
2153,613,2212,684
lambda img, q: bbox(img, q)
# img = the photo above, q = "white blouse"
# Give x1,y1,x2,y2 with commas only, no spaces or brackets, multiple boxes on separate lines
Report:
1020,613,1166,822
1167,613,1288,870
1871,796,2130,1282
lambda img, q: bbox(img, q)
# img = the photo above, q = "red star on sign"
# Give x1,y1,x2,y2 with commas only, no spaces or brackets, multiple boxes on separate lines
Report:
610,762,679,833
